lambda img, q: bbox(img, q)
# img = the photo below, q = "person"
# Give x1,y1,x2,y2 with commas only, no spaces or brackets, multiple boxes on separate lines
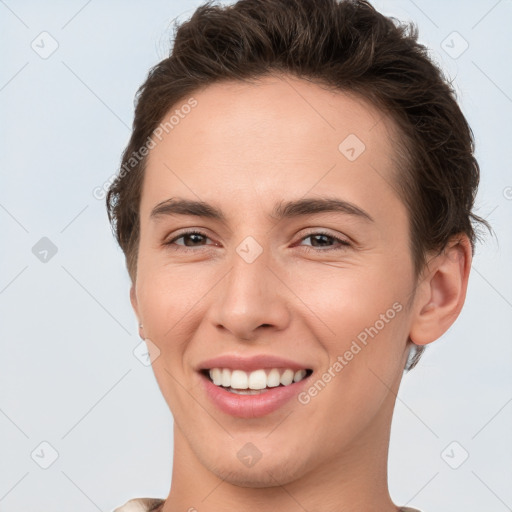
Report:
106,0,488,510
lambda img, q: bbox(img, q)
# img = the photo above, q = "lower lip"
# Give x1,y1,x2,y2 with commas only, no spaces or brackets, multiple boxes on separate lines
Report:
199,372,310,418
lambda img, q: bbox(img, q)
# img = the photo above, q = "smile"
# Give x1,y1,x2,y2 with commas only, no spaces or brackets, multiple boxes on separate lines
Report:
198,366,313,417
205,368,313,394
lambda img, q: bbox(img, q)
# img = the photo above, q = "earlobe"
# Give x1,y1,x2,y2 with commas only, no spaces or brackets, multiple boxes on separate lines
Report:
409,235,472,346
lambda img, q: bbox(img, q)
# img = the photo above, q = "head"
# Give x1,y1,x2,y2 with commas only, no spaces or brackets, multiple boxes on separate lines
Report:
106,0,487,490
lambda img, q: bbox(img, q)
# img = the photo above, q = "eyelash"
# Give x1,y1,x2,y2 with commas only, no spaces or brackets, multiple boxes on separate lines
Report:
164,229,351,253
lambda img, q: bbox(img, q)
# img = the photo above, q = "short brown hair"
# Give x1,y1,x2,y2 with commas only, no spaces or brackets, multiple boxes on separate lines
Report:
106,0,489,368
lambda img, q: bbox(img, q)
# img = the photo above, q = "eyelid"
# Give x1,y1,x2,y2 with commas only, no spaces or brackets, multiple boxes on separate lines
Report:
295,229,351,250
164,228,351,252
298,228,350,242
164,229,218,248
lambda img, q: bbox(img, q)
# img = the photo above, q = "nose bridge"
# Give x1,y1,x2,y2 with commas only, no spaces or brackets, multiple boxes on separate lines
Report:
211,237,290,339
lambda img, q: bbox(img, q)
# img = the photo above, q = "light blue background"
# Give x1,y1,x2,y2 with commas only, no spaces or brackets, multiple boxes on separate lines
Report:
1,1,511,511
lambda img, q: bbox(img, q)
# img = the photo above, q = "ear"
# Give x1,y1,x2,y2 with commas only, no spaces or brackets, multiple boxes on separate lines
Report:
130,284,139,316
409,234,472,345
130,284,144,338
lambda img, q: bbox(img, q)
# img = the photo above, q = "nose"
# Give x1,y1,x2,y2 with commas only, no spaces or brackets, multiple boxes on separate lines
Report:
207,248,291,341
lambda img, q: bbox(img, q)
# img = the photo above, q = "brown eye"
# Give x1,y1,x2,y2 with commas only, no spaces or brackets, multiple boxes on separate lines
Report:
165,230,214,249
299,232,350,251
176,232,208,246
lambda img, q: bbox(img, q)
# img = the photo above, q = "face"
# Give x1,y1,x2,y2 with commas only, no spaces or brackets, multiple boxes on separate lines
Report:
131,74,419,486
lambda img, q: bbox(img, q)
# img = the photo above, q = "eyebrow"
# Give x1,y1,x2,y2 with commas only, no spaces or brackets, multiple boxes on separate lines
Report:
149,197,374,223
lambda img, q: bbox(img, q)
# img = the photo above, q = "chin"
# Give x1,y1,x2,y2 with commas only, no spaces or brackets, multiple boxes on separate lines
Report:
206,452,312,488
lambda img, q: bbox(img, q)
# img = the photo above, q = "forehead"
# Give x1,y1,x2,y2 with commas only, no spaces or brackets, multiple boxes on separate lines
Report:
141,74,403,222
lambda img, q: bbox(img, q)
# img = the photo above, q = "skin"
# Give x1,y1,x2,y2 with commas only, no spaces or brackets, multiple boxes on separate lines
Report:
130,73,471,512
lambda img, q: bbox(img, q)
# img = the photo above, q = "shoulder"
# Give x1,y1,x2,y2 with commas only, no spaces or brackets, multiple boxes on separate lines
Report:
112,497,165,512
110,499,422,512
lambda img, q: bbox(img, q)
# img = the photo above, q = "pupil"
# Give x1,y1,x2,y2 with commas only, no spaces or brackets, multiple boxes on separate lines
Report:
185,233,204,246
312,234,330,247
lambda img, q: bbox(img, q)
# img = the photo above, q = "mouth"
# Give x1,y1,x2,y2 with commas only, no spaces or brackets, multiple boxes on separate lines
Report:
200,367,314,395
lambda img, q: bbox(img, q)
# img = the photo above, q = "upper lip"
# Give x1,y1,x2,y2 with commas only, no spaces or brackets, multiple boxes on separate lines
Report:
197,354,312,373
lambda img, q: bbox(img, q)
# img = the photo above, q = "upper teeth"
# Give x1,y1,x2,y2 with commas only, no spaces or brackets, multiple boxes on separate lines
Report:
208,368,308,390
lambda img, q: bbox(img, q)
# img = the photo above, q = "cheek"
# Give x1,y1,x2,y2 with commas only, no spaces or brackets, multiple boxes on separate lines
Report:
137,258,207,324
134,259,232,387
303,300,409,440
290,261,411,407
135,265,200,409
290,258,409,337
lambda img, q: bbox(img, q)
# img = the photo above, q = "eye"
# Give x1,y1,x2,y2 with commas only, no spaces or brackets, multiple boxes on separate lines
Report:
164,229,350,253
298,231,350,252
164,230,215,250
